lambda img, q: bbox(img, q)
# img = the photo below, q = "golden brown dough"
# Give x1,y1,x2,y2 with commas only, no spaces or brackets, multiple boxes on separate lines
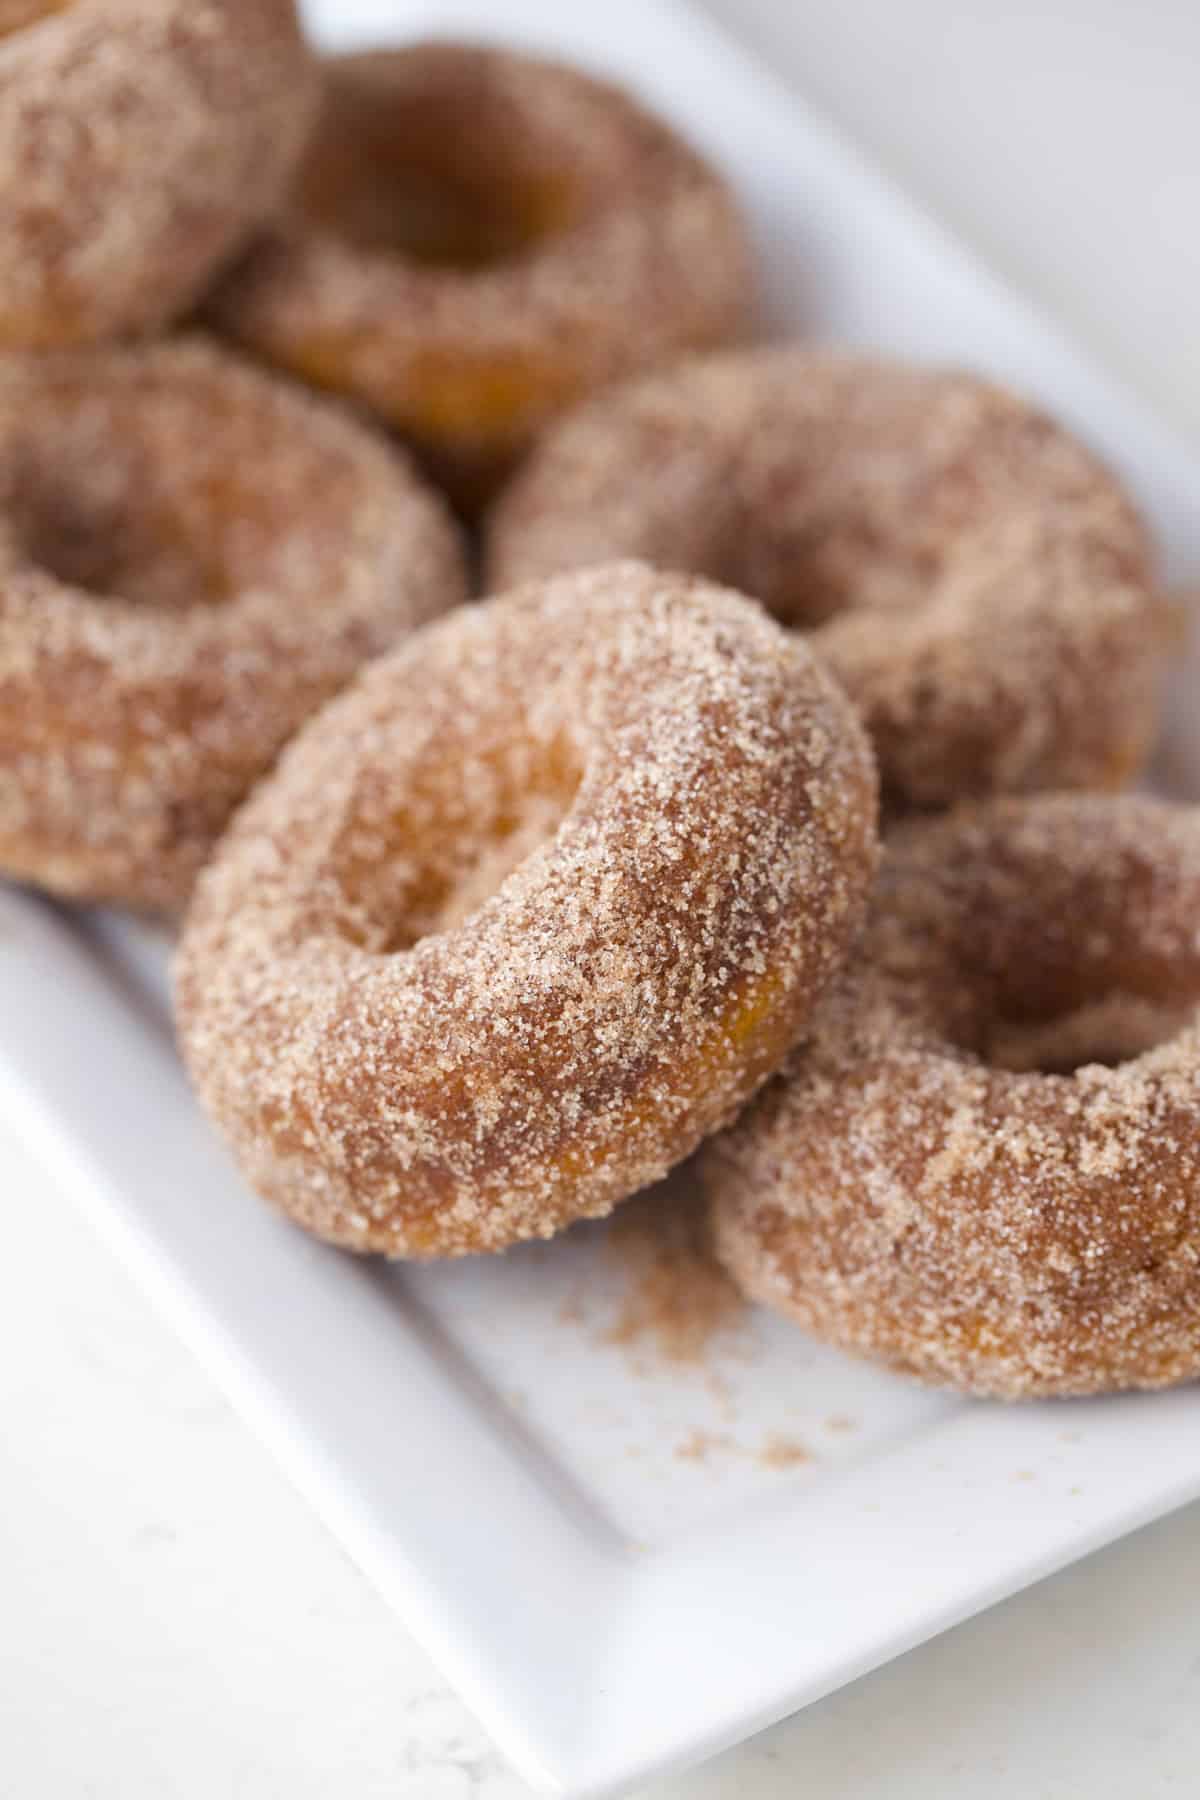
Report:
208,44,752,509
175,562,878,1258
488,349,1172,809
706,794,1200,1398
0,0,317,347
0,338,466,909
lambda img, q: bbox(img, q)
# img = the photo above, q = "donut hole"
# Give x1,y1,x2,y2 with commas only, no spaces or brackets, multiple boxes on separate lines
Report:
295,70,588,270
0,1,69,38
11,470,235,612
3,370,381,615
333,734,584,953
985,994,1199,1075
710,508,929,631
935,839,1200,1075
712,472,1104,635
500,367,1142,642
594,434,999,634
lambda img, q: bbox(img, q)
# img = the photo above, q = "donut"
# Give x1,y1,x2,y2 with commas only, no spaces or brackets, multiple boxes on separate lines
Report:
0,337,466,910
704,794,1200,1398
206,44,753,510
175,561,879,1258
488,349,1173,810
0,0,317,349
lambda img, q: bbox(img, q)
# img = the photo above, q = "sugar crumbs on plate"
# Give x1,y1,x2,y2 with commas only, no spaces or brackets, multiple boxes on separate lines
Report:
601,1171,746,1366
757,1434,812,1471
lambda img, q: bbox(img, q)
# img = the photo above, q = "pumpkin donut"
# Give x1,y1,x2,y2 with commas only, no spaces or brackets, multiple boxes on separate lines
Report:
0,337,466,910
488,349,1172,809
0,0,317,348
175,562,879,1258
207,44,753,510
705,794,1200,1398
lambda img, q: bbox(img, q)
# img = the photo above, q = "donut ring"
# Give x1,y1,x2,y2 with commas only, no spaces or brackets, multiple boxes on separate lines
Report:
0,337,466,910
0,0,317,348
175,562,879,1258
705,794,1200,1398
207,44,753,510
488,349,1172,809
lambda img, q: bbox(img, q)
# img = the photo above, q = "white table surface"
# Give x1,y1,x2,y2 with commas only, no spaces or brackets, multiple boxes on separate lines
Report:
5,3,1200,1794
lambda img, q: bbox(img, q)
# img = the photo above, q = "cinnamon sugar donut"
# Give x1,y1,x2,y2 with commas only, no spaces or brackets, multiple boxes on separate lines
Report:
175,562,878,1258
0,0,317,348
0,337,466,910
705,795,1200,1398
488,349,1172,809
207,44,752,510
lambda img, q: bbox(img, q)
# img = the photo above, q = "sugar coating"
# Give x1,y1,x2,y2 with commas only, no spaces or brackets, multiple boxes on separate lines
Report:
208,44,753,502
488,348,1173,808
0,336,467,909
705,794,1200,1398
175,562,880,1259
0,0,318,347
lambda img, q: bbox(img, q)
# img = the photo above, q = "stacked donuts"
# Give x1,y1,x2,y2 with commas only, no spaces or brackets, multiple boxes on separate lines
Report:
2,10,1196,1401
0,14,748,903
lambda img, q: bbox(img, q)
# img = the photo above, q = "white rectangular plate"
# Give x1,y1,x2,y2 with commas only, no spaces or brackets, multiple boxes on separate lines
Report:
3,2,1199,1795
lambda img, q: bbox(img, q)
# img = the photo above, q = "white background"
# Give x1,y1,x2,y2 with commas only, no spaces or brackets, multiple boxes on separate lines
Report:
4,2,1199,1794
